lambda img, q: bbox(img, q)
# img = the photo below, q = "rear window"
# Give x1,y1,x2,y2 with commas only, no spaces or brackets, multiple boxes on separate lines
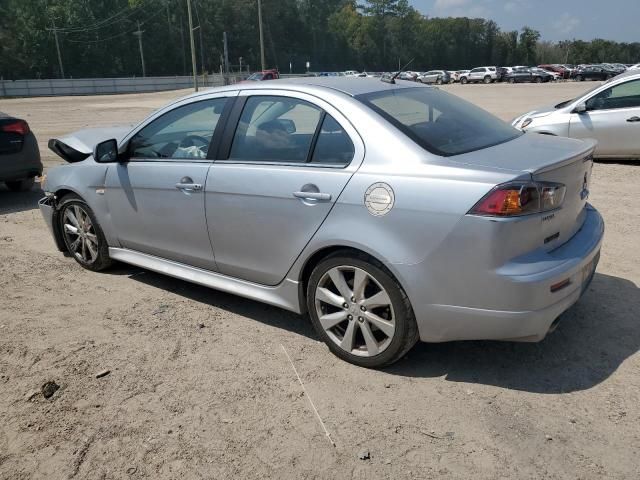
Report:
356,87,522,156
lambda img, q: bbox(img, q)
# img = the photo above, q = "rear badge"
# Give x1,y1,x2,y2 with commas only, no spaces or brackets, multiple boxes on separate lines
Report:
364,183,395,216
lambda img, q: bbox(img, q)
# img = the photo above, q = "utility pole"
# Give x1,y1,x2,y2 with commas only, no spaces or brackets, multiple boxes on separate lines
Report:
257,0,266,70
223,32,229,74
51,18,65,79
133,21,146,77
186,0,198,91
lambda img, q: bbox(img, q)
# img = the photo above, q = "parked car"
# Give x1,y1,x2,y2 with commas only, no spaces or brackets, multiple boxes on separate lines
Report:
571,65,618,81
417,70,451,85
244,69,280,81
460,67,498,84
453,70,470,82
344,70,360,77
539,64,570,79
0,112,42,191
397,71,419,81
496,67,513,82
629,63,640,71
41,77,603,368
505,67,554,83
512,70,640,159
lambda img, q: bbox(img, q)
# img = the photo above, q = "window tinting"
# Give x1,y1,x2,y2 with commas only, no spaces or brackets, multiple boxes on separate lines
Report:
229,96,322,163
311,115,354,165
357,87,522,156
129,99,226,160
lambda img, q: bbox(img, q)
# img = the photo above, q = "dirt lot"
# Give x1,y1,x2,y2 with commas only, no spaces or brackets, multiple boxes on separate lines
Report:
1,82,639,480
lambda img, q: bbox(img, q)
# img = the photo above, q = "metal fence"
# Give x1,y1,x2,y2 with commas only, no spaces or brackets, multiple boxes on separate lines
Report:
0,74,238,98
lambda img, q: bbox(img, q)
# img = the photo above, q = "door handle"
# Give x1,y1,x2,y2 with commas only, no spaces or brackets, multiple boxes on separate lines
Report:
627,116,640,123
293,191,331,201
176,183,202,191
175,176,202,191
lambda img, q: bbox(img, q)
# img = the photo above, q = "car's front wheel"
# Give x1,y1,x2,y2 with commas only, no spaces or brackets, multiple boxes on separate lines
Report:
5,177,35,192
307,252,418,368
460,77,468,84
483,75,491,84
57,194,112,271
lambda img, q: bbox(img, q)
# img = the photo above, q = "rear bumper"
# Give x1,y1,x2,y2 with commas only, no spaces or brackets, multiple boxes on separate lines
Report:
0,134,42,182
412,204,604,342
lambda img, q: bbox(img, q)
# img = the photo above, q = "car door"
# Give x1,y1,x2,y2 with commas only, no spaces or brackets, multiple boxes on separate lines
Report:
205,91,364,285
469,68,483,82
569,78,640,157
104,94,234,270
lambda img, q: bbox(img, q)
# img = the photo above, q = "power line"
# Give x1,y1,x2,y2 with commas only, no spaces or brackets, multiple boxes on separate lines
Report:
64,7,166,44
51,2,146,33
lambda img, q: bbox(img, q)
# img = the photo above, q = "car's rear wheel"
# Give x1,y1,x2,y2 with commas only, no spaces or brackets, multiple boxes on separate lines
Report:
307,252,418,368
575,74,583,81
508,77,515,84
483,75,491,84
5,177,35,192
436,78,443,85
460,77,468,84
535,76,542,83
58,194,112,271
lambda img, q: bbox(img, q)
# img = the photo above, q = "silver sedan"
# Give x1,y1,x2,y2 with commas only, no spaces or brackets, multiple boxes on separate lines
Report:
512,70,640,159
40,77,604,368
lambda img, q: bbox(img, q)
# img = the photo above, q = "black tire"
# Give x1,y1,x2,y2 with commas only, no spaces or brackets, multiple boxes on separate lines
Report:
483,75,491,84
508,77,515,84
436,78,443,85
576,74,583,82
5,177,35,192
57,193,112,271
535,76,542,83
306,251,418,368
460,77,468,84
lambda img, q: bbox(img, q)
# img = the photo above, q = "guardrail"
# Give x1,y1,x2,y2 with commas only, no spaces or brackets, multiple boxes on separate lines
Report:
0,74,233,98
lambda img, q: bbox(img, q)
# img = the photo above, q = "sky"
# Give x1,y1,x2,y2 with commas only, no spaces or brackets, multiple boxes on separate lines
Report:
408,0,638,43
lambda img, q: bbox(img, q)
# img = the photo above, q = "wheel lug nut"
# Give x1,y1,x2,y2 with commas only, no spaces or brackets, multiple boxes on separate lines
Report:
343,303,348,308
360,306,366,311
350,297,355,302
347,315,353,321
358,316,364,323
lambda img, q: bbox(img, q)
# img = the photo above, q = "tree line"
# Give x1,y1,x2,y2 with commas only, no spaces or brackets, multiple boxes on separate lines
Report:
1,0,638,80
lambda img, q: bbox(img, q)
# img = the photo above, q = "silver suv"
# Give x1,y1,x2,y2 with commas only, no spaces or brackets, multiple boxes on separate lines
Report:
460,67,498,84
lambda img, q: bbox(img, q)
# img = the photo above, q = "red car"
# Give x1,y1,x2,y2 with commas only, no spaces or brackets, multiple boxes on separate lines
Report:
538,64,570,79
244,69,280,81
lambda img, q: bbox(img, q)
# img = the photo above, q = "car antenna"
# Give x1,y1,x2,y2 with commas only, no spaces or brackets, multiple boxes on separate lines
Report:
381,58,415,84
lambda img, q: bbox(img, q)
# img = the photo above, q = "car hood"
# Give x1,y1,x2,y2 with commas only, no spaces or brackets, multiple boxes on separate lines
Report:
48,125,132,163
449,132,596,174
512,104,557,124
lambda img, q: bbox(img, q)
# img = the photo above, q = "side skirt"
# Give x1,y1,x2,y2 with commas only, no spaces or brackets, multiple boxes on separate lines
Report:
108,248,302,313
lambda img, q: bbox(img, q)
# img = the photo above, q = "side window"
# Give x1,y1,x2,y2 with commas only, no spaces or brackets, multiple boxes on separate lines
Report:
470,68,482,74
129,98,226,160
229,96,322,163
588,80,640,111
311,115,355,166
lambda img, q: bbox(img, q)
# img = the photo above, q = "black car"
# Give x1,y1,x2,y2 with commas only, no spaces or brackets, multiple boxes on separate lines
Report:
572,65,619,81
504,67,554,83
0,112,42,191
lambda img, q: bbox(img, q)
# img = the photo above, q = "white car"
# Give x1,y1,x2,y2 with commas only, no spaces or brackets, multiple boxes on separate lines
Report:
629,64,640,71
512,70,640,159
460,67,498,84
344,70,360,77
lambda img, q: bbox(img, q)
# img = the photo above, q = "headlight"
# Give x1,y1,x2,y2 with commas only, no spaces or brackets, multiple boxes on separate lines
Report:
521,117,533,129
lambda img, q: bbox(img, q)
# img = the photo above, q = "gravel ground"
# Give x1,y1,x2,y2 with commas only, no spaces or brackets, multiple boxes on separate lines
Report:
0,82,639,480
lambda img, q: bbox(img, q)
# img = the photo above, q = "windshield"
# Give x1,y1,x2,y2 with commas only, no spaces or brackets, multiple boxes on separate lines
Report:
356,87,522,156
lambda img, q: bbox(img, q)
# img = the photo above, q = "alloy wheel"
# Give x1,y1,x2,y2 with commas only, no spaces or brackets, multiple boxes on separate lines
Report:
314,266,395,357
62,204,99,264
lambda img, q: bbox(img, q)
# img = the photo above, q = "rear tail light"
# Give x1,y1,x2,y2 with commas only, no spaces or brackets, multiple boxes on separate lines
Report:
469,181,566,217
1,119,30,136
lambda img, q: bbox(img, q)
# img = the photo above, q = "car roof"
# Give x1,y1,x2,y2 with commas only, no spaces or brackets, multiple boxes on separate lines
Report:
612,69,640,81
194,76,425,99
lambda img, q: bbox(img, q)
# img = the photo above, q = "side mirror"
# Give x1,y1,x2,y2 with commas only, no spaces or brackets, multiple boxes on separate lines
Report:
573,103,587,114
94,139,119,163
